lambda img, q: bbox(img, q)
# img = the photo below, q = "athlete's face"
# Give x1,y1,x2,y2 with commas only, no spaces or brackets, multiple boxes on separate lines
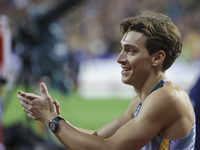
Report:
117,31,153,86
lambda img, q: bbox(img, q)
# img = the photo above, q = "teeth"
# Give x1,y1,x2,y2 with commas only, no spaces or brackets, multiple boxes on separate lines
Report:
122,68,130,71
121,66,131,72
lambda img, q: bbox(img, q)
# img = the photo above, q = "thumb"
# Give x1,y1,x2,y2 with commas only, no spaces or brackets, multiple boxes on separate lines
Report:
40,82,49,98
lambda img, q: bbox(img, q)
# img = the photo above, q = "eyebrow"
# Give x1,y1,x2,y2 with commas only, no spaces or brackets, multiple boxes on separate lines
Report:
120,43,139,50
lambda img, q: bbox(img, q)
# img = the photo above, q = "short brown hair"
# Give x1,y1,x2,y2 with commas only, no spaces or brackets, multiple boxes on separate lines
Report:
120,11,182,71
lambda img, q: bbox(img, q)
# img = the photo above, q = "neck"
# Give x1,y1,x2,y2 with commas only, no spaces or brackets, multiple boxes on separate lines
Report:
134,72,166,103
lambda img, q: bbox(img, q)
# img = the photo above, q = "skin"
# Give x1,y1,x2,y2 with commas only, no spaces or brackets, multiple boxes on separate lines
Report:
17,31,194,150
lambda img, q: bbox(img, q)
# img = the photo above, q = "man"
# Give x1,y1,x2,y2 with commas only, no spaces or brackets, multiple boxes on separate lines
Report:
17,11,196,150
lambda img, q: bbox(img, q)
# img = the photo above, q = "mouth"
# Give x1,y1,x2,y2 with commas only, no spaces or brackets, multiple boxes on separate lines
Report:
121,67,131,75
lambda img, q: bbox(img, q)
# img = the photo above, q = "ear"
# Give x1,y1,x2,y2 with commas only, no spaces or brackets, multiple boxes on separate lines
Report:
151,50,165,67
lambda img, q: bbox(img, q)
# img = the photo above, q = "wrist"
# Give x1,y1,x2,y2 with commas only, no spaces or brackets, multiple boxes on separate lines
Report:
48,116,65,133
45,113,58,125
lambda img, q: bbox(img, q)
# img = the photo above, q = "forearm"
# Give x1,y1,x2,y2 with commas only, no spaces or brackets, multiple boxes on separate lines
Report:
63,113,131,139
52,120,110,150
66,120,96,135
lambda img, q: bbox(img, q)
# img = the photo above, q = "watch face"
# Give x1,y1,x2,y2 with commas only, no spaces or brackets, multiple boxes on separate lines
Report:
49,120,57,132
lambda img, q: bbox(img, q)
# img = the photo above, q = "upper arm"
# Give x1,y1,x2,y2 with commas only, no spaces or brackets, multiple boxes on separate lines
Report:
106,90,179,150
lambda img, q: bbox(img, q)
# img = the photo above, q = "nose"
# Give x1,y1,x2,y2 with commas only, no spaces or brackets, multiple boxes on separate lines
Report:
117,51,126,64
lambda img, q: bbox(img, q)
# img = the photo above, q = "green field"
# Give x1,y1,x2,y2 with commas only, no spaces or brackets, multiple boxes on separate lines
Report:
2,85,131,136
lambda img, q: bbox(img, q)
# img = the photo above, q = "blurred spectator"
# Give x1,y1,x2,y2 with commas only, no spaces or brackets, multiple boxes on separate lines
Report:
190,75,200,150
11,0,84,94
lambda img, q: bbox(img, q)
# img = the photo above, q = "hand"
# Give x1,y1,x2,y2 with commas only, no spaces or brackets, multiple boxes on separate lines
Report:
53,99,61,115
18,91,41,100
17,83,58,124
18,91,61,115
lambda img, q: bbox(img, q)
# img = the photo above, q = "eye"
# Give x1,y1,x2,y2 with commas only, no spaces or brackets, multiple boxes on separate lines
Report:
126,48,136,54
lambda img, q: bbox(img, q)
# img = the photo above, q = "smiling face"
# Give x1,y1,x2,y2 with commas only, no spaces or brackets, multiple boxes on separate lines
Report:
117,31,153,87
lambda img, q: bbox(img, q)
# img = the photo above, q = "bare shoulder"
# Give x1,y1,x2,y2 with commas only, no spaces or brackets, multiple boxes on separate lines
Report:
162,82,194,119
141,81,194,139
157,81,191,108
147,81,190,105
160,82,194,138
141,81,194,126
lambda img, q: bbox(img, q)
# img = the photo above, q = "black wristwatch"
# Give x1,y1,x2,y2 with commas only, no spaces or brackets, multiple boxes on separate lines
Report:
48,116,65,133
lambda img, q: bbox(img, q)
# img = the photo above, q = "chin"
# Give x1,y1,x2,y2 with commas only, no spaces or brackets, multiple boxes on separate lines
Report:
121,79,133,86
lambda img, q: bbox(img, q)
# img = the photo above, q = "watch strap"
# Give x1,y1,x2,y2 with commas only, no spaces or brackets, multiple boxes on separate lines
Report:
53,116,65,122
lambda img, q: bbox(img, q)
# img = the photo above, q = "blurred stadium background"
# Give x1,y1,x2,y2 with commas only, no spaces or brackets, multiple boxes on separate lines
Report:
0,0,200,149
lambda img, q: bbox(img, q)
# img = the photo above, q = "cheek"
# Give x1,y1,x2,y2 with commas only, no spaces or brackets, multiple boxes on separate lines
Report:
129,57,148,67
132,58,152,72
140,60,152,74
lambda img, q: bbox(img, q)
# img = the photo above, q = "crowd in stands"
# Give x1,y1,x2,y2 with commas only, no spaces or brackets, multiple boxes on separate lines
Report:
60,0,200,61
0,0,200,60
